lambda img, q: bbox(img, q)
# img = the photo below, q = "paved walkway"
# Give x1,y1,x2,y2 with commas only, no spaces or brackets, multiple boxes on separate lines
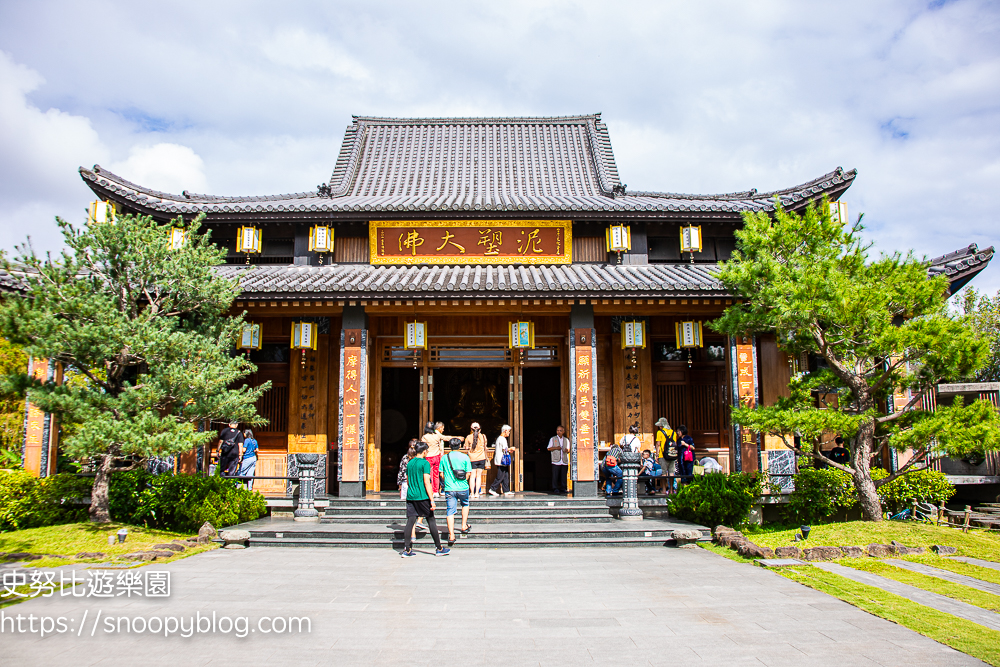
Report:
952,557,1000,573
886,559,1000,597
815,562,1000,633
5,548,982,666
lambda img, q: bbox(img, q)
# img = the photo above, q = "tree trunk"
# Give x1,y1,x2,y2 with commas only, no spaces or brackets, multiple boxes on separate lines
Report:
89,454,113,523
851,420,883,522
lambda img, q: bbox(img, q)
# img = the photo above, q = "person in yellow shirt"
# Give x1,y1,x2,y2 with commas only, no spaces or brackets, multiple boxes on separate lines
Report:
654,417,678,493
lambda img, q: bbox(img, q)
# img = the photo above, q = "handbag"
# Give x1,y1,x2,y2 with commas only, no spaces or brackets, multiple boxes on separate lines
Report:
447,452,468,481
498,440,512,466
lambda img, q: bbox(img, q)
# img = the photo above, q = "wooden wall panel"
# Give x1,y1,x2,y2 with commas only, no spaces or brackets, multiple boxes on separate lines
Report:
572,236,606,263
758,334,791,407
287,334,329,454
334,236,369,263
596,333,613,446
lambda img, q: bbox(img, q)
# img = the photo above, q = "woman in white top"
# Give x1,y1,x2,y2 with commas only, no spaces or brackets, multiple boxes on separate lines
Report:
620,424,641,453
488,424,514,497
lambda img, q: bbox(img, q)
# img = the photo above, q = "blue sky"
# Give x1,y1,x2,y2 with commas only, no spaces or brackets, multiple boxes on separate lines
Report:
0,0,997,293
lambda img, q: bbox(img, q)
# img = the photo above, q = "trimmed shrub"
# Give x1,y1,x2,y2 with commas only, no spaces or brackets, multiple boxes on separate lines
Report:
0,470,90,531
667,473,765,528
129,474,266,532
872,467,955,513
786,468,857,525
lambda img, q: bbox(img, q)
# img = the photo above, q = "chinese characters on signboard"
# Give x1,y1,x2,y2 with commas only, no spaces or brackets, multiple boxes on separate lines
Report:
340,331,365,483
735,340,758,458
572,331,596,481
624,368,641,429
370,220,571,265
299,350,317,436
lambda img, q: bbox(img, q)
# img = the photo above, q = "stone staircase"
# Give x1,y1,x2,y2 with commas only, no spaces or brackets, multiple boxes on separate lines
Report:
238,495,710,549
946,503,1000,529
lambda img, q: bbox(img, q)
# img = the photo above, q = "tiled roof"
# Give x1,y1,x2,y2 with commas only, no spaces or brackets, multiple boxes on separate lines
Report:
79,114,856,219
927,243,995,294
0,269,26,293
217,262,726,299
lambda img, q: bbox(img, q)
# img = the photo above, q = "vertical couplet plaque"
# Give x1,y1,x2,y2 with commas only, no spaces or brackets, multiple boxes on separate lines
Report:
569,328,598,481
731,335,759,473
338,330,367,483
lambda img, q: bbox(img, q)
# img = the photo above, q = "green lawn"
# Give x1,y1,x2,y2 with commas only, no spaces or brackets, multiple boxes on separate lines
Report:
0,522,216,568
745,521,1000,560
780,565,1000,666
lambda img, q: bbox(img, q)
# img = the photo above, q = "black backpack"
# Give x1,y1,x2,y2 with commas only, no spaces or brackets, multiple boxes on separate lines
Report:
660,429,679,460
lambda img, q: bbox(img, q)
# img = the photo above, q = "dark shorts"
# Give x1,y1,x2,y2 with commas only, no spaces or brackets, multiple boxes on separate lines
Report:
470,460,487,470
406,499,433,519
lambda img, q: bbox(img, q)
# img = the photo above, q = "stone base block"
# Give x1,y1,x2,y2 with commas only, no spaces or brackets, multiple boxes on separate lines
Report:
339,481,366,497
572,481,598,498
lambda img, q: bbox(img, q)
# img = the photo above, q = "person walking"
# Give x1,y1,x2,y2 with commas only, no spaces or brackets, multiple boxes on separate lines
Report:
421,422,444,498
654,417,678,493
398,440,425,538
677,425,696,483
401,442,449,558
440,438,472,546
464,422,489,498
547,425,569,494
238,429,258,490
488,424,514,497
218,421,244,477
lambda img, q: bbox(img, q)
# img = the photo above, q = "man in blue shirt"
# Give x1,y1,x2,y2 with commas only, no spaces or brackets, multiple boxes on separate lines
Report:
439,438,473,546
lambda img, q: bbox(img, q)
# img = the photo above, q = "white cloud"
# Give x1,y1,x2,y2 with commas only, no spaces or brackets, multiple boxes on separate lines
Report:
260,28,370,81
109,143,208,195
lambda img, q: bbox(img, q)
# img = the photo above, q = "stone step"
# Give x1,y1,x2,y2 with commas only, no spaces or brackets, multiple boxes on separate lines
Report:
974,507,1000,514
324,500,610,510
250,527,687,541
247,536,679,548
323,506,611,517
321,514,614,524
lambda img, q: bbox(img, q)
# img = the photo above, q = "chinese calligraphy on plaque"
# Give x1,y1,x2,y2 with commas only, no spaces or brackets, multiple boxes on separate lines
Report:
573,333,596,480
735,340,758,455
624,368,642,429
299,350,317,436
340,332,365,483
371,220,571,265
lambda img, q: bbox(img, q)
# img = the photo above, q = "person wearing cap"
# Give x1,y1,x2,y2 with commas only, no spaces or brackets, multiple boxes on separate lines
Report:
655,417,678,493
440,437,473,546
218,421,244,477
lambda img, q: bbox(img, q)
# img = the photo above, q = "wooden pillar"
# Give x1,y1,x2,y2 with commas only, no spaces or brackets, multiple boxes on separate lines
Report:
338,306,368,497
731,335,760,473
22,357,61,478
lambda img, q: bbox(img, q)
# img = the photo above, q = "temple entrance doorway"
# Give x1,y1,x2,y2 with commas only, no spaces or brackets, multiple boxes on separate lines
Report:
379,367,421,491
521,367,563,492
432,367,509,449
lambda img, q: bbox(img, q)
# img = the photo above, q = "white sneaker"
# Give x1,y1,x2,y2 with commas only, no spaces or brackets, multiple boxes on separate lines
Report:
488,489,499,496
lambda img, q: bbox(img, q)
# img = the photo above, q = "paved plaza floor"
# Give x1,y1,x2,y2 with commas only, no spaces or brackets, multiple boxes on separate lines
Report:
3,546,983,666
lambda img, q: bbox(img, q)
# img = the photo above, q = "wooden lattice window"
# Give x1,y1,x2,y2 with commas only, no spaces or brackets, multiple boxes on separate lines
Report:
334,237,369,263
255,385,288,434
573,236,606,263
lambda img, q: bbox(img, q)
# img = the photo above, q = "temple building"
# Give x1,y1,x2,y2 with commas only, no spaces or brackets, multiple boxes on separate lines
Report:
75,113,992,497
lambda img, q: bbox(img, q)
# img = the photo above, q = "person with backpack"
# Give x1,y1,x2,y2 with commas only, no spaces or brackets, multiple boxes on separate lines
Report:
439,437,473,546
238,429,258,490
602,432,628,496
218,421,243,477
655,417,679,493
488,424,514,496
677,425,696,483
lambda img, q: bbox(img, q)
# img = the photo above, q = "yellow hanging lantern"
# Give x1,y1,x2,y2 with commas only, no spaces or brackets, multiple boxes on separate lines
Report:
239,323,262,350
89,200,116,225
308,225,334,253
605,224,631,261
829,200,848,225
621,320,646,349
675,321,704,349
236,226,262,254
404,321,427,350
508,321,535,349
168,227,187,250
291,321,318,350
680,225,702,263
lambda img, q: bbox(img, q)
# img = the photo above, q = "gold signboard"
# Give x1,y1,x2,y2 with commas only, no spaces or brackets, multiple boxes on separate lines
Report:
370,220,572,265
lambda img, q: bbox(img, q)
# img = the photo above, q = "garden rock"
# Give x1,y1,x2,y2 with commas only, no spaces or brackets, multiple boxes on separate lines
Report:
153,543,185,552
198,522,218,542
802,546,843,561
716,532,745,548
890,541,925,555
736,541,775,559
121,552,158,561
839,546,865,558
774,546,802,558
932,545,957,555
223,544,246,549
867,543,893,558
672,529,702,548
147,550,178,558
75,552,106,559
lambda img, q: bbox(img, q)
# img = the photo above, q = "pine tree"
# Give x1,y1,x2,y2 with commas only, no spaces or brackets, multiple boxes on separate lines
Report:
712,200,999,521
0,212,267,522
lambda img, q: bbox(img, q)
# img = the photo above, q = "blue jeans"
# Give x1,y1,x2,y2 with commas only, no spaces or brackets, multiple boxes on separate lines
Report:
445,489,470,515
604,465,622,493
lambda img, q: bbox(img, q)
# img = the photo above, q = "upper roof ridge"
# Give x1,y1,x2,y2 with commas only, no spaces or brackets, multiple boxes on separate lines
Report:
349,113,603,126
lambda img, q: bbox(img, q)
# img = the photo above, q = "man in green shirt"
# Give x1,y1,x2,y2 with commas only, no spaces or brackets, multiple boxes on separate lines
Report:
439,438,473,546
402,442,449,557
